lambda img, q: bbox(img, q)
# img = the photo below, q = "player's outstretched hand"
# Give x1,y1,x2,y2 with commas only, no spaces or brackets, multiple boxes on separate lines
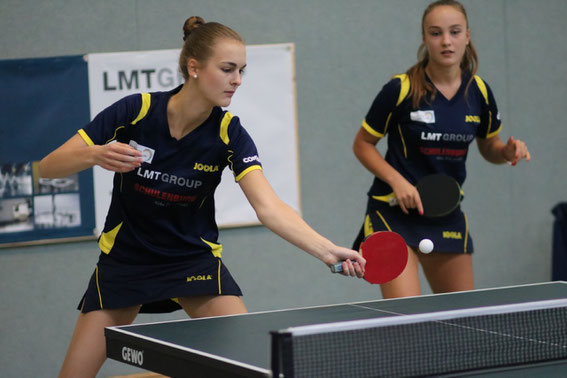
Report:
325,246,366,278
95,142,143,172
503,136,531,166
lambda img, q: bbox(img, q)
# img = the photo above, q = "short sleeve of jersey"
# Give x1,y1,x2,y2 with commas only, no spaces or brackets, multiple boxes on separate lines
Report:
474,77,502,139
363,77,404,137
224,113,262,182
78,94,143,146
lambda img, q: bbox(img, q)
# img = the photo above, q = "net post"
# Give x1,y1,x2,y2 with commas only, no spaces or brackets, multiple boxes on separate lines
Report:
271,330,294,377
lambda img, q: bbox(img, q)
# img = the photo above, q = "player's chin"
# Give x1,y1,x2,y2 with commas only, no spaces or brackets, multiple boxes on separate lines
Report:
217,96,233,107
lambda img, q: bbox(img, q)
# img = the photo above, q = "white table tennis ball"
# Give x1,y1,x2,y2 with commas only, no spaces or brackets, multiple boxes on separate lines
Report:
419,239,434,254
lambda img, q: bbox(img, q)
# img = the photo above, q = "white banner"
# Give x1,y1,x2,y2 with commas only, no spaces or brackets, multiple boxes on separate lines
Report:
87,43,300,233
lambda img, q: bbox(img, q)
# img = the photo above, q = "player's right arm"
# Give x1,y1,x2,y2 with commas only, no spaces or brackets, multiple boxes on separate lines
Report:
39,94,145,178
353,128,422,215
238,169,365,277
355,76,423,215
39,134,142,178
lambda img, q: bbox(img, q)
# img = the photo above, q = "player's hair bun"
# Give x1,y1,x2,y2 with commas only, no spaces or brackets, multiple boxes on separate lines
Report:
178,17,242,80
183,16,205,41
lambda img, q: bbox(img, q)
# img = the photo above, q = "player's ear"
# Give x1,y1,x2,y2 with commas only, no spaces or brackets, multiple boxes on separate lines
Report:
187,58,201,78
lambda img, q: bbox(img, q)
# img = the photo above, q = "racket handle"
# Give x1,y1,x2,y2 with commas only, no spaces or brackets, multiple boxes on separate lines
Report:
388,197,398,206
330,262,344,273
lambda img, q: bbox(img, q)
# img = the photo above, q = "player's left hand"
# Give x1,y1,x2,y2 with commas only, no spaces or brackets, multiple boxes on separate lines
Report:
503,136,531,166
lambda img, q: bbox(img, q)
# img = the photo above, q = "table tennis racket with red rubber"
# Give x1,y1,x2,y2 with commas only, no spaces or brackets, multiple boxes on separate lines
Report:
389,174,462,218
331,231,408,284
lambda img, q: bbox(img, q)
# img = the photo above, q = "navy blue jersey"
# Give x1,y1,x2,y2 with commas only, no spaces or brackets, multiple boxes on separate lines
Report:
362,73,501,199
79,85,262,264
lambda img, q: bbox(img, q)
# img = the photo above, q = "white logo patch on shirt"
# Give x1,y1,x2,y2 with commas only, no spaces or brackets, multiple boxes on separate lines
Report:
410,110,436,124
129,140,155,164
243,155,260,163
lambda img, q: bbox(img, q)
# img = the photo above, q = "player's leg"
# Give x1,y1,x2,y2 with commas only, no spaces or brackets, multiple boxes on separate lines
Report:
58,305,140,378
379,246,421,298
178,295,248,318
418,252,473,293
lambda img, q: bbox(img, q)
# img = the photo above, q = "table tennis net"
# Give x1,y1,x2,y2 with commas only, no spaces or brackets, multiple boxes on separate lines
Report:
271,299,567,377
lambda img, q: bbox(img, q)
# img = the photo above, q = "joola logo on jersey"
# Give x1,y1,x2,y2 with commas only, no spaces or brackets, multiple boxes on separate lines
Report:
421,132,475,143
465,115,481,123
122,347,144,366
136,168,202,188
443,231,463,239
410,110,435,123
193,162,219,172
187,275,213,282
243,155,260,163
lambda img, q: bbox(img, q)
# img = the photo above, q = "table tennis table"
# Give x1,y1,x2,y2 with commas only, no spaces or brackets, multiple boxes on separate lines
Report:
106,281,567,377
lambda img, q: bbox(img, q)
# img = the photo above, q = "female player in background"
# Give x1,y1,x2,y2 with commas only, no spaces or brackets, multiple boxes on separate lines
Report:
41,16,365,377
352,0,530,299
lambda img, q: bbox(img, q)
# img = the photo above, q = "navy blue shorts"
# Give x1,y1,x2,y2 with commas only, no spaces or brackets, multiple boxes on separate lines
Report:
78,253,242,313
353,198,473,254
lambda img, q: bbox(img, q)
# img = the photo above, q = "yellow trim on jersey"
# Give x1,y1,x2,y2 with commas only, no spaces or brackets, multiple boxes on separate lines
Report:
217,260,222,294
235,165,262,182
363,74,410,139
463,212,469,253
78,129,95,146
473,76,502,139
361,119,384,138
201,237,223,258
82,93,149,147
104,125,126,144
486,110,493,136
98,222,123,254
486,123,502,139
374,210,393,232
363,215,373,238
95,267,103,309
131,93,151,125
393,73,410,106
363,74,409,140
384,113,394,135
198,196,208,209
371,192,396,204
398,124,408,158
220,112,233,145
474,75,489,105
227,150,235,172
